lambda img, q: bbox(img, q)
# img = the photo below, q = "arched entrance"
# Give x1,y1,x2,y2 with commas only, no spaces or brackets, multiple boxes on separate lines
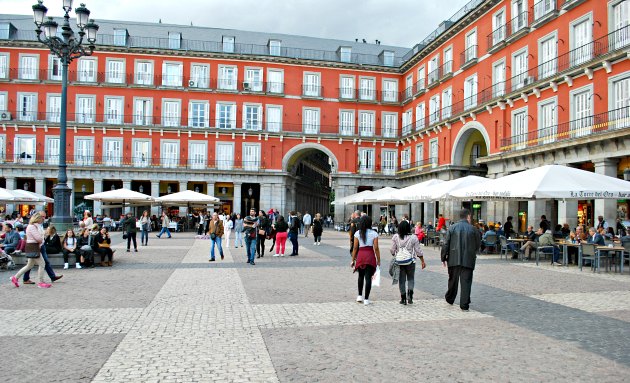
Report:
281,144,338,216
451,121,491,167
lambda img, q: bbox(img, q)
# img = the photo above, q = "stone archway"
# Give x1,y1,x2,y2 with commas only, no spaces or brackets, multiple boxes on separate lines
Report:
282,143,339,174
451,121,491,167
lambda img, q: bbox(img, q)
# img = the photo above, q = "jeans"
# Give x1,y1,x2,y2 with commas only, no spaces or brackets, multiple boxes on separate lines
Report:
245,236,257,263
210,236,224,260
157,227,171,238
314,235,321,243
398,262,416,295
256,234,266,257
24,244,55,282
62,249,80,264
288,232,299,255
126,232,137,250
304,224,311,237
141,229,149,245
234,231,243,247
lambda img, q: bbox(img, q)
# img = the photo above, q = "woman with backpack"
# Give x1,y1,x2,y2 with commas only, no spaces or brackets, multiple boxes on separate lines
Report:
390,220,425,305
351,215,381,305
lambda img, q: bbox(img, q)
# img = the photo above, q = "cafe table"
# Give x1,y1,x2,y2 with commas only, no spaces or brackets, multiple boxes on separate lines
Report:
556,240,580,266
596,245,625,273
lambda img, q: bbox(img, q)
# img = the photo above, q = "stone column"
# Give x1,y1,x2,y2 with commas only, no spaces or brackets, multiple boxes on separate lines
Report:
5,176,15,215
558,200,579,230
92,179,103,215
35,178,45,195
260,183,272,212
233,182,242,215
122,180,132,190
527,200,551,229
150,180,160,216
67,178,74,217
424,201,436,227
178,181,188,215
593,159,619,225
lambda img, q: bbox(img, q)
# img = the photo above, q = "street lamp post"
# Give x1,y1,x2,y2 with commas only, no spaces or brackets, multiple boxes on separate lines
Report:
32,0,98,229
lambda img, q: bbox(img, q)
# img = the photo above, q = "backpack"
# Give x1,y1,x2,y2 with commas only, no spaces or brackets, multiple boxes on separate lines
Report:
394,236,414,265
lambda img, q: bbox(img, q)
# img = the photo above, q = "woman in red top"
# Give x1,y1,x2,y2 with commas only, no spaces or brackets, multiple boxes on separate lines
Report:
436,214,447,231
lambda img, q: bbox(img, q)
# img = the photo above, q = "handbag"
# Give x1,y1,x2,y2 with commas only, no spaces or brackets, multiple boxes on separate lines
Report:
123,233,128,240
24,242,40,259
395,237,414,265
258,229,266,236
210,233,216,240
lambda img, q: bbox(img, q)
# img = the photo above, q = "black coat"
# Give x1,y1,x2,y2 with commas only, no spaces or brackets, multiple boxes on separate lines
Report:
312,218,323,236
441,219,481,270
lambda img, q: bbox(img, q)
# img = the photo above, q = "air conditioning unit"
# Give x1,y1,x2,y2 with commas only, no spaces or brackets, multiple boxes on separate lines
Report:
0,112,11,121
188,80,196,87
523,76,536,86
243,81,251,91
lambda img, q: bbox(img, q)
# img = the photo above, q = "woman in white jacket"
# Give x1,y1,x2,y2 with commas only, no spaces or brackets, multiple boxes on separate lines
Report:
10,212,52,288
390,220,425,305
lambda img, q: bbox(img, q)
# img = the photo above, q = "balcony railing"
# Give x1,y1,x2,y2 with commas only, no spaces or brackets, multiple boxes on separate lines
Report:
358,88,376,101
397,158,438,174
302,85,323,98
460,45,478,68
531,0,558,25
339,87,356,100
500,107,630,152
441,60,453,77
381,90,399,103
427,68,440,87
486,25,507,52
506,11,529,40
415,78,426,94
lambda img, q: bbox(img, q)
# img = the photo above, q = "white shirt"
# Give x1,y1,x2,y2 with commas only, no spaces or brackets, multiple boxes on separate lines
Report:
303,214,312,225
354,229,378,247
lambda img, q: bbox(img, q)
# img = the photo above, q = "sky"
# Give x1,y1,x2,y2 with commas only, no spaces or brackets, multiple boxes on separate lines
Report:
0,0,470,48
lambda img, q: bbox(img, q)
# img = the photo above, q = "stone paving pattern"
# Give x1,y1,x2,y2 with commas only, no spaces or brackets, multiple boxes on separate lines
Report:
1,229,629,382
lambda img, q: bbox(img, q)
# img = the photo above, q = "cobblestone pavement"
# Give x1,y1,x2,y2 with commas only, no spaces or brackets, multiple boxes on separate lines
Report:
1,229,629,382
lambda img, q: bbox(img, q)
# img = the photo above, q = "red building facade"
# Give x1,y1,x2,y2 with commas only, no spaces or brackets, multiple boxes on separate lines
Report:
0,0,628,228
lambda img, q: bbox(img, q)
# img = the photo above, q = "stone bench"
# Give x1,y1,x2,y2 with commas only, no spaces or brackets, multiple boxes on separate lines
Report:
12,251,116,267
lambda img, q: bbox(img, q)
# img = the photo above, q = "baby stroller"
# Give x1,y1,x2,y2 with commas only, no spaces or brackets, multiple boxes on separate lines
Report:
0,251,15,271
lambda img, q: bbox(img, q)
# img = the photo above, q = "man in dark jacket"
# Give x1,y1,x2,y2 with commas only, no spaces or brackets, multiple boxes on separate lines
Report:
441,209,481,311
121,212,138,252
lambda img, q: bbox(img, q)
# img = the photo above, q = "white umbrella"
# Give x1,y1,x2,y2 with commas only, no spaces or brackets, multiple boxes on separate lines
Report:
358,187,400,204
413,176,488,201
386,179,446,203
10,189,54,204
84,188,155,204
0,187,41,204
155,190,220,205
450,165,630,200
331,190,373,205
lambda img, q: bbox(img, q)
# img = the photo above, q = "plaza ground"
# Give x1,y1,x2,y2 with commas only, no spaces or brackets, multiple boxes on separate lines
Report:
1,229,629,382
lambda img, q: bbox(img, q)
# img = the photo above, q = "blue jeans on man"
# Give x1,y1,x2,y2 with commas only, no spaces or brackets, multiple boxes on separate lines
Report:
24,244,57,282
245,235,257,264
210,236,224,260
541,246,560,263
156,226,171,238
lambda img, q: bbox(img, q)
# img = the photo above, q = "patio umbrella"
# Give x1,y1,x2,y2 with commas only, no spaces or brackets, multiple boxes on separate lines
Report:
10,189,54,204
386,179,446,203
358,187,400,204
413,175,488,201
449,165,630,200
84,188,155,205
331,190,373,205
154,190,220,206
0,187,41,204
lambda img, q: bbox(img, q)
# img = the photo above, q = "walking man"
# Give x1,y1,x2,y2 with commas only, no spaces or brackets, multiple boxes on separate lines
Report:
243,209,258,265
441,208,481,311
303,211,312,237
208,212,224,261
156,212,172,238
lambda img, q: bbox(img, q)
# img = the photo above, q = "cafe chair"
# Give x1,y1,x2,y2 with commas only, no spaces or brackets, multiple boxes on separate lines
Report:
621,242,630,274
499,236,510,260
535,241,556,266
579,243,597,272
482,233,498,254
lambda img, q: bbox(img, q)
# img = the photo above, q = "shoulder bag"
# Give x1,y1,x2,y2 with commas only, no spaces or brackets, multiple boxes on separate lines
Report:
24,242,41,259
394,237,414,265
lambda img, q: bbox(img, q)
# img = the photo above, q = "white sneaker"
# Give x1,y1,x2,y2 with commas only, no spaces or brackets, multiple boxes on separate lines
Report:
317,242,321,246
356,295,363,303
363,299,370,305
75,263,82,269
553,262,562,266
280,253,284,257
273,254,279,257
63,263,69,270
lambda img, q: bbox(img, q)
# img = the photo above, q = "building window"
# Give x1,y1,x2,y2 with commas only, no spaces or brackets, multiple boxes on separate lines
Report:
570,15,593,66
216,103,236,129
222,36,235,53
48,55,62,81
442,88,452,118
0,53,8,79
242,143,260,171
74,137,93,166
168,32,181,49
266,105,282,132
428,55,439,84
269,40,281,56
244,68,263,92
339,110,354,136
77,58,96,82
0,23,12,39
464,29,477,62
103,138,122,166
76,95,95,123
464,74,477,110
133,140,150,167
492,59,506,98
218,65,237,90
161,141,179,168
538,33,557,79
303,73,321,97
105,97,123,125
512,48,529,91
216,142,234,170
15,136,36,164
20,55,39,80
610,74,629,128
611,0,630,49
416,144,424,166
492,9,506,45
188,142,206,169
162,62,183,87
570,86,593,137
405,75,413,99
106,59,125,84
417,66,426,91
415,103,426,130
511,0,528,33
18,93,37,121
267,69,284,94
340,76,355,99
359,77,375,101
134,98,152,126
135,61,153,85
382,79,398,102
538,98,557,144
511,108,528,150
359,111,375,137
382,51,395,66
429,139,438,168
382,149,397,175
189,101,209,128
46,137,59,165
0,93,6,115
400,148,411,171
533,0,555,20
339,46,352,63
402,109,413,135
303,108,320,134
243,104,262,131
47,94,61,123
382,112,397,138
113,29,127,46
358,148,375,174
190,64,209,88
443,46,453,74
429,95,440,124
162,100,181,127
